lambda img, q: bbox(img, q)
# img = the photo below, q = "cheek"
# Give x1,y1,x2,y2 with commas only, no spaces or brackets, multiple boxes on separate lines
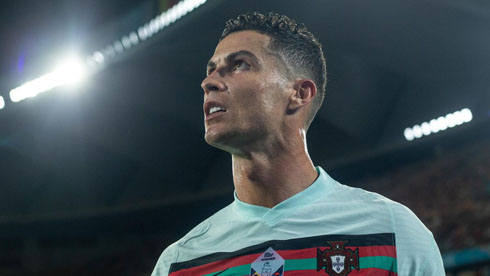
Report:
262,85,288,116
230,79,264,108
263,70,290,111
231,75,287,120
237,93,265,119
244,86,273,115
240,91,284,128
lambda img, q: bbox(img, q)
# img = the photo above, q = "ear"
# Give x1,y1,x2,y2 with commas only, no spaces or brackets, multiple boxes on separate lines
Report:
288,79,317,112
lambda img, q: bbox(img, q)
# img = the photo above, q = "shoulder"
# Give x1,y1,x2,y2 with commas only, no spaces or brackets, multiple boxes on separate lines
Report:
332,182,425,226
345,185,444,275
336,183,434,235
176,202,235,248
331,181,396,205
330,183,444,274
151,203,234,276
327,182,400,222
386,199,444,275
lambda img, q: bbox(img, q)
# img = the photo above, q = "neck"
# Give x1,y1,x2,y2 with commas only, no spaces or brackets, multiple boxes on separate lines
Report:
231,129,318,208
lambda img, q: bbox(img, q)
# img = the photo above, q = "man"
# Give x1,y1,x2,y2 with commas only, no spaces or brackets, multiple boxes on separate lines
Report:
152,12,444,276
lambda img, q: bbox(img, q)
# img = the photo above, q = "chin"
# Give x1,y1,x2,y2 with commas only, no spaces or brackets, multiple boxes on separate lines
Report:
204,133,215,145
204,123,228,142
204,130,238,154
204,129,224,147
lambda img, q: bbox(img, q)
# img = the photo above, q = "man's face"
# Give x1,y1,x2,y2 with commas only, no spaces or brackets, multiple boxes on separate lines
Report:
201,30,292,154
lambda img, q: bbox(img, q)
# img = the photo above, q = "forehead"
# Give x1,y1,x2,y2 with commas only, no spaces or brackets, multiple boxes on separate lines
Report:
211,30,271,62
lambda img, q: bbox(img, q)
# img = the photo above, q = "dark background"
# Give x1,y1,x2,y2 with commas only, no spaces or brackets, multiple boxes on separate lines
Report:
0,0,489,275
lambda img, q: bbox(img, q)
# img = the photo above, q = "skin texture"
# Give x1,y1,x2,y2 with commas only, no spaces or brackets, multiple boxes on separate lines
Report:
201,30,319,208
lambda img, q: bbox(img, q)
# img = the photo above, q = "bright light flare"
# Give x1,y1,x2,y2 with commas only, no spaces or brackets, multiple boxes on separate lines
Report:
0,96,5,109
9,56,87,103
403,108,473,141
54,57,86,85
6,0,209,106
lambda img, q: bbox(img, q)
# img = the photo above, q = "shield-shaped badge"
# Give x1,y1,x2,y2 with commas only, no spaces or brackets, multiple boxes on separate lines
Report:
317,241,359,276
331,255,345,273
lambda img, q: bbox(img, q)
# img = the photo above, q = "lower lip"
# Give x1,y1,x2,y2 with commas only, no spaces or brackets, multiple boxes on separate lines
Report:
206,111,227,121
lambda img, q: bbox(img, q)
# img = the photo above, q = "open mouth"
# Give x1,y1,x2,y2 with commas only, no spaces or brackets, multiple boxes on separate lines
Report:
209,106,226,115
204,101,227,118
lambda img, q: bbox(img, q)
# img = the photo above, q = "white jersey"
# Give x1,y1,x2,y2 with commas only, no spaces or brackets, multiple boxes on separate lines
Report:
152,167,444,276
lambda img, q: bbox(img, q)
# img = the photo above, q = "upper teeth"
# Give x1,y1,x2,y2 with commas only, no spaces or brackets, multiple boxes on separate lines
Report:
210,106,225,114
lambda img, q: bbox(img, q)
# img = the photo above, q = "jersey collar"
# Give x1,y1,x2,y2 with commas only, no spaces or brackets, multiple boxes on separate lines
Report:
232,166,337,224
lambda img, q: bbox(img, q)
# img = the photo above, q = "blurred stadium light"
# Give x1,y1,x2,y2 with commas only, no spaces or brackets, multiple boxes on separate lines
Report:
9,56,87,103
0,96,4,109
87,0,207,67
6,0,208,107
404,108,473,141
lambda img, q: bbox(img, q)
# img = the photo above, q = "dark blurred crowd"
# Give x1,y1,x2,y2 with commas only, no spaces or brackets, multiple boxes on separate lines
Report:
353,139,490,252
35,238,161,276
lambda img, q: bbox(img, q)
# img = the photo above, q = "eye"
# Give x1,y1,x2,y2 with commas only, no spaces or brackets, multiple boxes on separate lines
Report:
232,60,249,71
206,67,215,76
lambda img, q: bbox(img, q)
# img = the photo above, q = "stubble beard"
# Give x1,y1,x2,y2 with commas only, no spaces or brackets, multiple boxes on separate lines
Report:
204,121,272,157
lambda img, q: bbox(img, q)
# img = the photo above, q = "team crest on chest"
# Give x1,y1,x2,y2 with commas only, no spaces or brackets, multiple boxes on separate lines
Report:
317,241,359,276
250,247,284,276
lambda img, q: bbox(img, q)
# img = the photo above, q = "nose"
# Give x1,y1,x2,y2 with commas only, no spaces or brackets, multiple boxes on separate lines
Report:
201,73,227,95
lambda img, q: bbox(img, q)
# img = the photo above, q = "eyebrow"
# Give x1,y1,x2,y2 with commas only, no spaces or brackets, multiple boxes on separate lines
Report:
206,50,260,73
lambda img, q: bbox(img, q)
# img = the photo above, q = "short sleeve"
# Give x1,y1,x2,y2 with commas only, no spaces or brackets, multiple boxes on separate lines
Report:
419,238,445,275
389,201,445,275
151,243,178,276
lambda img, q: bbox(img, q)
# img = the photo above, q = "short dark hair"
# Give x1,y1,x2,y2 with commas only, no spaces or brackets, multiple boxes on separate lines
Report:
220,12,327,129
